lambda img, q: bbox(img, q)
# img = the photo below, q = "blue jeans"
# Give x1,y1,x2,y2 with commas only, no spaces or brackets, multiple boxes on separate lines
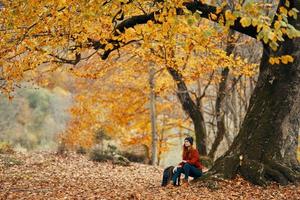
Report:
172,163,202,185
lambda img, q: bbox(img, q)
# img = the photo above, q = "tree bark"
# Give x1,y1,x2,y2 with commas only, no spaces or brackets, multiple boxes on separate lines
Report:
209,30,235,159
211,0,300,185
166,67,207,155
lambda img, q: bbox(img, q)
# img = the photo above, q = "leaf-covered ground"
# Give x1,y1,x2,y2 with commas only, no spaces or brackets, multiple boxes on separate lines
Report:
0,152,299,200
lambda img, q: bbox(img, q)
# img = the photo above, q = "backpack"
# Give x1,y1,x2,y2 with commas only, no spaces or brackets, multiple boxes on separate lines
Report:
161,166,180,186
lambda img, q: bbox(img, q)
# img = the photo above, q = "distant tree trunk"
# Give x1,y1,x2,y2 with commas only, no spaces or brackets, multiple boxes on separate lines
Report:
167,67,207,155
143,144,151,165
209,30,235,159
157,114,167,166
211,1,300,185
179,126,183,144
193,111,207,156
149,65,158,165
196,79,208,154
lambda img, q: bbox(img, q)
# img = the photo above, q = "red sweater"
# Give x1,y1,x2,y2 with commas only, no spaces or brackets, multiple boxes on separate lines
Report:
179,147,203,169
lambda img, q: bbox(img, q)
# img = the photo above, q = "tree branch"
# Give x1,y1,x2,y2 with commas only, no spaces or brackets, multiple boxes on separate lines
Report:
95,1,258,59
166,66,199,120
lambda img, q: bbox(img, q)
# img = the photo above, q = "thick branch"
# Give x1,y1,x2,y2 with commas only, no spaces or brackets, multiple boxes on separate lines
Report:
166,67,198,120
97,1,257,59
184,2,257,38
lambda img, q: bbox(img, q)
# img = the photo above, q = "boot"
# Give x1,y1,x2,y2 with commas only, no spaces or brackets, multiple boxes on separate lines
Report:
181,179,189,187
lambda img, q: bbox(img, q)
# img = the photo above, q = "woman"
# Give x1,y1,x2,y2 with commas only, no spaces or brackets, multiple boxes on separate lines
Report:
172,136,205,186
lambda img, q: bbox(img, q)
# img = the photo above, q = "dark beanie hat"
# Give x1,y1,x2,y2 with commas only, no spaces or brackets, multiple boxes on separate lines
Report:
184,136,193,145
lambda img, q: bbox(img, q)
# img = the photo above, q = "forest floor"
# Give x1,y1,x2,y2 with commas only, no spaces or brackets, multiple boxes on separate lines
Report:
0,152,299,200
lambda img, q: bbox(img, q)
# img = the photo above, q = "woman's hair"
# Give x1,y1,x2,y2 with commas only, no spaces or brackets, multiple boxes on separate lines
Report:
182,136,194,158
182,144,194,158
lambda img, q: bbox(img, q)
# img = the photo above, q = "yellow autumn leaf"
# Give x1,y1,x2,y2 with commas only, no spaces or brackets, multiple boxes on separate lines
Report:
216,7,222,14
279,6,288,15
240,17,252,27
270,41,278,51
105,43,114,51
147,20,154,27
281,55,294,64
269,57,275,65
274,21,281,30
210,13,217,20
275,57,280,64
251,18,258,27
268,31,276,41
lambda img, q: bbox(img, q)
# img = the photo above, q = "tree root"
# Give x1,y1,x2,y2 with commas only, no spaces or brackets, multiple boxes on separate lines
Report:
239,159,268,186
266,160,300,182
239,159,300,186
210,155,300,186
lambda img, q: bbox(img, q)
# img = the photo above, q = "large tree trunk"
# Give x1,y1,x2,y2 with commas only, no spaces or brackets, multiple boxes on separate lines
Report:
167,67,207,155
211,1,300,185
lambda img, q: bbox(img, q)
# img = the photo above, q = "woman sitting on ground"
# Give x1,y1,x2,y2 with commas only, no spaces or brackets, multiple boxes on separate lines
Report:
172,136,206,186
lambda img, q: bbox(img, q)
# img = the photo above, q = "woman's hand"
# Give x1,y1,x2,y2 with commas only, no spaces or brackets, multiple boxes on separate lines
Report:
202,166,209,172
173,165,183,173
182,160,187,163
173,166,177,173
173,166,181,173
